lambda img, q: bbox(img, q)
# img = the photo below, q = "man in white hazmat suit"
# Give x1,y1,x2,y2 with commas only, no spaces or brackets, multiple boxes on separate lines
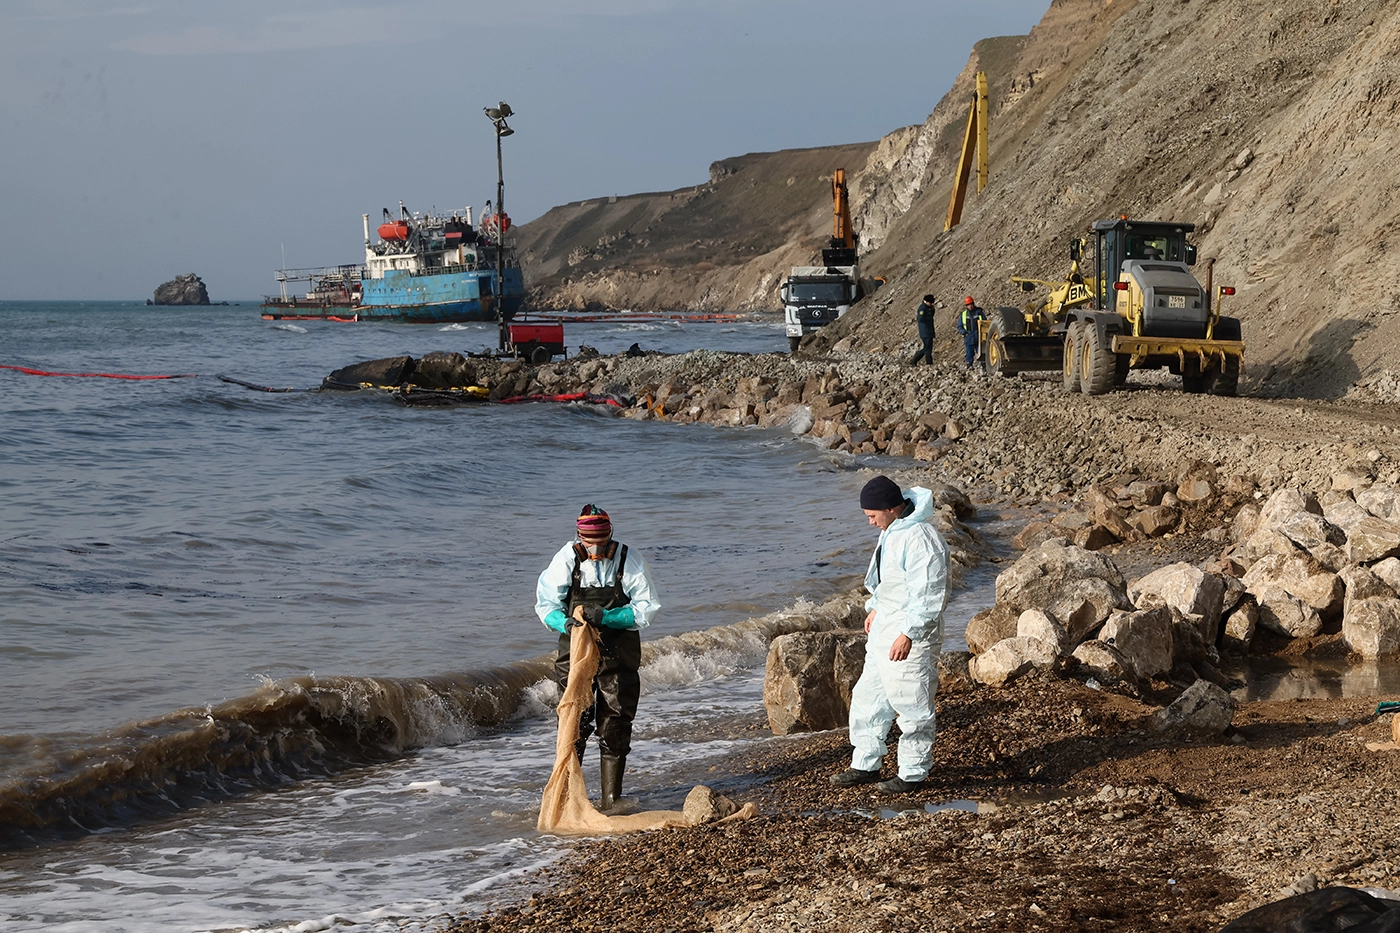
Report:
830,475,949,795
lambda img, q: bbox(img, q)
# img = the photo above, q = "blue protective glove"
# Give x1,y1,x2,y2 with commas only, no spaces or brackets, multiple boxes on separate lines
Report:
600,606,635,629
544,609,569,634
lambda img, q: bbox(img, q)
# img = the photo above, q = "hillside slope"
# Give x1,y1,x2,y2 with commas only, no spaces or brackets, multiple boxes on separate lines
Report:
517,0,1400,399
811,0,1400,400
514,142,878,313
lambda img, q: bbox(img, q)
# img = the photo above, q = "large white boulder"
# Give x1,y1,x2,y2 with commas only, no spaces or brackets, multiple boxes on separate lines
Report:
969,636,1059,687
1128,562,1227,646
1342,598,1400,658
1339,565,1400,658
1358,485,1400,521
1099,607,1174,680
1236,488,1322,564
1071,639,1131,684
1323,497,1373,535
1254,584,1323,638
1241,553,1343,617
994,540,1130,643
762,630,867,735
1346,515,1400,564
1016,609,1070,655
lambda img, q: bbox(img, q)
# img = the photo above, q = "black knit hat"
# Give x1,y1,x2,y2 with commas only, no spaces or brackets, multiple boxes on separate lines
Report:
923,294,936,303
860,476,905,510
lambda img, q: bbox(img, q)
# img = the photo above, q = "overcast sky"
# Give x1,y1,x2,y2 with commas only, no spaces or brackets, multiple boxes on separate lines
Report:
0,0,1050,301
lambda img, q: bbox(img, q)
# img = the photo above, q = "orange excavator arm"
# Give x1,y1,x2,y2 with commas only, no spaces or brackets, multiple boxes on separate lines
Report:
832,169,854,250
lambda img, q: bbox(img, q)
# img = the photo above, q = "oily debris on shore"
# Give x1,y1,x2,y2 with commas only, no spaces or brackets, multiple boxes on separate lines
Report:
441,673,1400,933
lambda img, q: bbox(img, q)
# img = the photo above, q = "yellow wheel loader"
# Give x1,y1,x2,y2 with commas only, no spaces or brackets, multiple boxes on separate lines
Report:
983,218,1244,395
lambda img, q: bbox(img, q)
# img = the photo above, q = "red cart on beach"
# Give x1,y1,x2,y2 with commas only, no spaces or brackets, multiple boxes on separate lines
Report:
509,322,565,364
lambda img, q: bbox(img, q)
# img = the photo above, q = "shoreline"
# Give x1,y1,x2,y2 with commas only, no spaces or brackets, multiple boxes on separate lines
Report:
440,668,1400,933
394,345,1400,932
428,516,1400,931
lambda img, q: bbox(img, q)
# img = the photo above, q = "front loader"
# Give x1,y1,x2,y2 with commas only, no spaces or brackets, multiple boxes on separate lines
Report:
982,218,1244,395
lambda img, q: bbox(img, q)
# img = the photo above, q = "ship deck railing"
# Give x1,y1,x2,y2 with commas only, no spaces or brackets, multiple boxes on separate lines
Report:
274,265,365,284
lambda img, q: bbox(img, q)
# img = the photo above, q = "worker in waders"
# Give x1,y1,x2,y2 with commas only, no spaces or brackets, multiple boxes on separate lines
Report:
535,505,660,812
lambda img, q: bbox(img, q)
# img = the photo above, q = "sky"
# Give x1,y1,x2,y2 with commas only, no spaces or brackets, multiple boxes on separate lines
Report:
0,0,1051,301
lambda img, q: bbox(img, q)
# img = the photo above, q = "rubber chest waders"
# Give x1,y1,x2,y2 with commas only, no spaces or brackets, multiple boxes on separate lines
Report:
552,541,642,762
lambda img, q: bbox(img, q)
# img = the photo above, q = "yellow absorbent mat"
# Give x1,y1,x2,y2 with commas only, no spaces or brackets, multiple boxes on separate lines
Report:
536,623,757,835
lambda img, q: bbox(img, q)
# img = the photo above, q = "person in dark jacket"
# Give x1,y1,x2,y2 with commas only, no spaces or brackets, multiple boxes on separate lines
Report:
956,296,985,366
910,295,937,365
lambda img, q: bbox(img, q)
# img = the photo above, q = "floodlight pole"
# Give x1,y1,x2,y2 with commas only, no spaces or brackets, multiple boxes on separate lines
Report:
494,123,507,352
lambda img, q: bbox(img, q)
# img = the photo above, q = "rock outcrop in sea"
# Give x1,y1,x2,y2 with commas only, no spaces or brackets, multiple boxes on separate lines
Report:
151,273,211,306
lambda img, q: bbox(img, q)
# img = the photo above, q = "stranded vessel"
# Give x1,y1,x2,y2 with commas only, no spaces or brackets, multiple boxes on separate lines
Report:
261,202,525,323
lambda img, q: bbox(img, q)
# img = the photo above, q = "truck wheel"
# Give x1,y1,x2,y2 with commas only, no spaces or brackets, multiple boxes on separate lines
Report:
1062,323,1082,393
1209,355,1240,397
789,336,802,353
1114,352,1131,386
1182,356,1206,393
1080,324,1116,396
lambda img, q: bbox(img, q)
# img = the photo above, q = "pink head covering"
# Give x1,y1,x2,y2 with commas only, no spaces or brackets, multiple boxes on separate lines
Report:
576,504,612,541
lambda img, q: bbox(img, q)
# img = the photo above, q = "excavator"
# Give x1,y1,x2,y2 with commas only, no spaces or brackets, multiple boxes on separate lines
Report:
982,217,1244,395
779,169,870,352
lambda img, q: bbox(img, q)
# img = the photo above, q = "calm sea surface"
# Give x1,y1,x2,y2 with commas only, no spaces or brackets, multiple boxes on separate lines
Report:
0,302,996,933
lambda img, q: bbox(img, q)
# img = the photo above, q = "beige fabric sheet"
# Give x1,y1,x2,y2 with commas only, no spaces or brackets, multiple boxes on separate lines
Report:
536,623,755,835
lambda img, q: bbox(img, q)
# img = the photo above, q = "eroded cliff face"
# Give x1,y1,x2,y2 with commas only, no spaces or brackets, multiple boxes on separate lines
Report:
514,142,879,314
520,0,1400,398
814,0,1400,400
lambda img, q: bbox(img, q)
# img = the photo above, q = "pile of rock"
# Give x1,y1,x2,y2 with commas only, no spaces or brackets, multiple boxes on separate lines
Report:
970,476,1400,698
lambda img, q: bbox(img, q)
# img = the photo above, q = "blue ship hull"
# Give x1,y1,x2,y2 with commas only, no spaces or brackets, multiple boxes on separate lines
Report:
262,267,525,323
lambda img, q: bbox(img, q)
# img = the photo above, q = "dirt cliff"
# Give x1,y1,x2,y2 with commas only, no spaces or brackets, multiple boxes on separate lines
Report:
517,0,1400,400
514,142,878,314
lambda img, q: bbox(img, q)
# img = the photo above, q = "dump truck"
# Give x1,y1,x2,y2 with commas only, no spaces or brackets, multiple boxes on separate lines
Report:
781,169,867,353
982,218,1244,395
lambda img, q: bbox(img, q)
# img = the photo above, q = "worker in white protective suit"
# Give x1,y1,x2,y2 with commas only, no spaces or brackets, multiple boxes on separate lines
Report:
830,476,949,795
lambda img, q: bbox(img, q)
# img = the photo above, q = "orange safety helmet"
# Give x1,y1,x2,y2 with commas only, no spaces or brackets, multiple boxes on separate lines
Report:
963,296,974,305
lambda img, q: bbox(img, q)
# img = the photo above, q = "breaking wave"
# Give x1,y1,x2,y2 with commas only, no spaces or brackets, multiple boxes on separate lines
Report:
0,592,862,849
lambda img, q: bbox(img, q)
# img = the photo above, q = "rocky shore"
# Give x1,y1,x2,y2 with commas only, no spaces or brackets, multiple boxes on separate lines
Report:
350,344,1400,932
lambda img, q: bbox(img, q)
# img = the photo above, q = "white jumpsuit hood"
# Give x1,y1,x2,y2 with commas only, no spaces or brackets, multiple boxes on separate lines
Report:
848,484,950,782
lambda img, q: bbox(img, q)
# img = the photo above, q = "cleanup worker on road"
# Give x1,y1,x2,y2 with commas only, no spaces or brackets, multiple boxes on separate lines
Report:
536,505,660,812
910,295,937,366
830,476,949,795
957,296,985,366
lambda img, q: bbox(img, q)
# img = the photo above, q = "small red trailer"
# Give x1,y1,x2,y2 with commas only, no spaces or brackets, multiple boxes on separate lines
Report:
509,322,565,364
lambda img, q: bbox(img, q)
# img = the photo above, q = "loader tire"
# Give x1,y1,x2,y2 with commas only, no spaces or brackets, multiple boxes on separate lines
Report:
789,336,802,353
1080,323,1116,396
1114,351,1131,386
1062,323,1083,393
1209,355,1241,397
987,308,1023,378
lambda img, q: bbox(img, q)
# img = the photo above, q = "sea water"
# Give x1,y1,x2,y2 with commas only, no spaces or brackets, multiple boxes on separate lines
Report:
0,303,990,932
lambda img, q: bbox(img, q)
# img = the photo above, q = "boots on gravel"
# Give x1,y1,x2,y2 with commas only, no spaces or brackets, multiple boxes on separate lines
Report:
829,768,881,787
875,776,925,795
